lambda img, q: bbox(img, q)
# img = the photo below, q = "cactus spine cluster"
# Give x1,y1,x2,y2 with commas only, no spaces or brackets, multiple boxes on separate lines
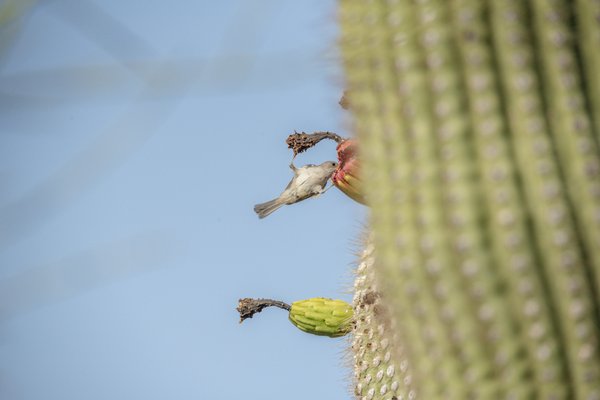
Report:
352,241,414,399
340,0,600,399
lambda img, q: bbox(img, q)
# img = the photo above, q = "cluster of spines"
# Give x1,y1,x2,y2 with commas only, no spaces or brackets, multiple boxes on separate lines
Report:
352,242,414,400
341,2,455,397
339,0,600,399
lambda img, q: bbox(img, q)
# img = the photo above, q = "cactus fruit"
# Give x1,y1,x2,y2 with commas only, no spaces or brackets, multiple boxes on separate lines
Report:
289,297,354,337
339,0,600,399
332,139,366,204
237,297,353,338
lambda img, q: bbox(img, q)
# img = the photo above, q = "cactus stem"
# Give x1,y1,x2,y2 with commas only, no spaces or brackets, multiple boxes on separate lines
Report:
236,298,291,323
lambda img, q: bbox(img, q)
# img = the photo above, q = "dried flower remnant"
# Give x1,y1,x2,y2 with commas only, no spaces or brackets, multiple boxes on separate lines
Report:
286,131,345,158
236,298,290,323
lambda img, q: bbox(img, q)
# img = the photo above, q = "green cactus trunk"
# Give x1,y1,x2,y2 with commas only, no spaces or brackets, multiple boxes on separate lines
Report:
340,1,600,399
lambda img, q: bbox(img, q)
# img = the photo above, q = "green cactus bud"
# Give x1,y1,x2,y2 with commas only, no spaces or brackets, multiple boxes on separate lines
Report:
289,298,354,338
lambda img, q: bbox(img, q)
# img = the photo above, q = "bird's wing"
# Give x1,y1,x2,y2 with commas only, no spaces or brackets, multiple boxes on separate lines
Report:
284,176,296,191
282,169,312,197
293,169,312,187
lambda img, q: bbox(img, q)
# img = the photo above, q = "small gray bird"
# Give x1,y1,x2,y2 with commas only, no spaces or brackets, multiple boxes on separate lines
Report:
254,161,338,219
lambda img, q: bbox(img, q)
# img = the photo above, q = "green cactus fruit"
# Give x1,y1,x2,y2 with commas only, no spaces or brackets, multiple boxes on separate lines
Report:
289,297,354,337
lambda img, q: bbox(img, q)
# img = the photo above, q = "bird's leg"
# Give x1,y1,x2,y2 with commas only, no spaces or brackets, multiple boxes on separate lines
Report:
289,158,298,172
312,184,333,199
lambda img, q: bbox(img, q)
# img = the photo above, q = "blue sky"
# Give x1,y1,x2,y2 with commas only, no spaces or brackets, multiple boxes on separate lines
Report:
0,1,365,399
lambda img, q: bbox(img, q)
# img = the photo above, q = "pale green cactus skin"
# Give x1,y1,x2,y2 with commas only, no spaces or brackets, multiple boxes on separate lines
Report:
340,1,600,399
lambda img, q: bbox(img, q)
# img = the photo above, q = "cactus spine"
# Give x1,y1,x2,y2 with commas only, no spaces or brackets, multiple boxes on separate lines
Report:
352,241,414,400
340,0,600,398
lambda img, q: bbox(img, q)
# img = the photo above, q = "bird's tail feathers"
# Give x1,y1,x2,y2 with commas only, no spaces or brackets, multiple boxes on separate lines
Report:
254,198,284,219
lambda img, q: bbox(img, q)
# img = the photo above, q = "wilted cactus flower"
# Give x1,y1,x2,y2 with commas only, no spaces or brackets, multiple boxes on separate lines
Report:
332,139,365,204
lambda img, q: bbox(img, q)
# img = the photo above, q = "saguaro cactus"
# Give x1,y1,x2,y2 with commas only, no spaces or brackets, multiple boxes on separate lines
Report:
340,0,600,399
